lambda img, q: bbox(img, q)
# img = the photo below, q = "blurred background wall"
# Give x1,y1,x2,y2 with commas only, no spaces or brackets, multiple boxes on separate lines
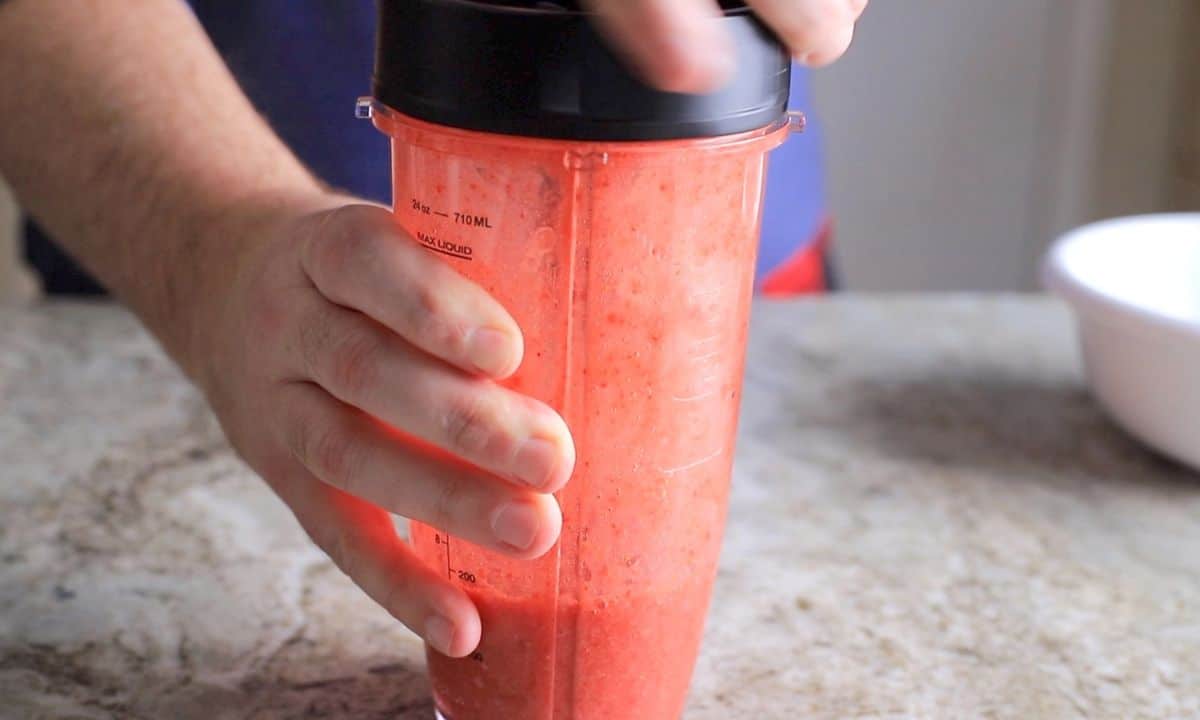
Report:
0,0,1196,297
1172,1,1200,209
816,0,1198,291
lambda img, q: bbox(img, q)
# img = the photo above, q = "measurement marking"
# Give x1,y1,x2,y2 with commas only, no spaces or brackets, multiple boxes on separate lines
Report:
454,212,493,228
433,211,449,217
671,389,717,403
690,350,721,363
657,447,723,476
420,244,473,261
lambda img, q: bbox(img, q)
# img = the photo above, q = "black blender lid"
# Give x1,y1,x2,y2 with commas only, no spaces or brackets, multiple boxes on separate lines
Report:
372,0,791,141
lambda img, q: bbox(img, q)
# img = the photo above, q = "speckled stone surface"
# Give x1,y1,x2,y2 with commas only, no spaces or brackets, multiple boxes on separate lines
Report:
2,298,1199,720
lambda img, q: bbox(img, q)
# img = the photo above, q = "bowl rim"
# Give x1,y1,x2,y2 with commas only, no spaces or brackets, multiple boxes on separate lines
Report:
1042,212,1200,338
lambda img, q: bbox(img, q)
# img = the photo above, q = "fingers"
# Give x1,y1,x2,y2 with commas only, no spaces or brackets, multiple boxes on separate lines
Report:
279,381,563,559
292,299,574,493
279,473,481,657
748,0,865,67
586,0,867,93
584,0,734,94
300,204,523,380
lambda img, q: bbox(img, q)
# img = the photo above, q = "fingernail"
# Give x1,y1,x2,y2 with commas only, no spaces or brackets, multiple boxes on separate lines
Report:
512,437,559,490
467,327,514,377
491,502,541,551
425,615,456,656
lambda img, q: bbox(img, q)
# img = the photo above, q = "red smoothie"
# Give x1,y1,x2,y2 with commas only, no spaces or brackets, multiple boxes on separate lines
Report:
376,108,787,719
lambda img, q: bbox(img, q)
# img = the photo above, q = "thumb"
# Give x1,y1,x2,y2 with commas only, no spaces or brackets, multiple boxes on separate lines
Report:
584,0,735,94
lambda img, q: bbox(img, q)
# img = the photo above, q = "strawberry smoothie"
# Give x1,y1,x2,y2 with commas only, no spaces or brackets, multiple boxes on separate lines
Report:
375,108,787,719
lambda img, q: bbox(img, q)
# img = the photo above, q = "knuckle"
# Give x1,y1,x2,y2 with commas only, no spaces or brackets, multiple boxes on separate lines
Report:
441,391,495,457
307,206,381,282
432,473,468,531
394,248,472,355
304,214,347,273
329,325,386,399
305,419,365,488
402,277,448,339
296,305,335,380
281,398,314,467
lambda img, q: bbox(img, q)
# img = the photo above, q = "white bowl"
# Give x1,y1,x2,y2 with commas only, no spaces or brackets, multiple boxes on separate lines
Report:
1043,213,1200,471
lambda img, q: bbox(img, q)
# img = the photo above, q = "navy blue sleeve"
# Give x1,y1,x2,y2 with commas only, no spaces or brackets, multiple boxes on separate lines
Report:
187,1,391,203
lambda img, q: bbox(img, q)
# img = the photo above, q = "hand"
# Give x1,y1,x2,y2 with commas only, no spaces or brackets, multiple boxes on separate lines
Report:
586,0,868,93
192,197,575,657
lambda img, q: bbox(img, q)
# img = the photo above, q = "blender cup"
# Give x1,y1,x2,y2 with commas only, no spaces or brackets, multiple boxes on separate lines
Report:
361,2,796,718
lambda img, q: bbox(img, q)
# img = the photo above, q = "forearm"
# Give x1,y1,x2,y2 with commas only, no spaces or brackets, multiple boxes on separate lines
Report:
0,0,328,375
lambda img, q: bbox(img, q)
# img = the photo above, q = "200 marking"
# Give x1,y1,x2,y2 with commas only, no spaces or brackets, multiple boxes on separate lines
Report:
434,535,478,584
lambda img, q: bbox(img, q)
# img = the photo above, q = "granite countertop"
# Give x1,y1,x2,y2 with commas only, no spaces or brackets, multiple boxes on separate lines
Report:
2,297,1199,719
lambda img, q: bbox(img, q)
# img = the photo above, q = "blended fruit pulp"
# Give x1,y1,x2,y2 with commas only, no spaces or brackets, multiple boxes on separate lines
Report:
379,110,785,720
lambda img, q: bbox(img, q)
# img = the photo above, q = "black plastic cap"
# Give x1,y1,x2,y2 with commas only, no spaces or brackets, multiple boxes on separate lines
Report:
373,0,791,141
